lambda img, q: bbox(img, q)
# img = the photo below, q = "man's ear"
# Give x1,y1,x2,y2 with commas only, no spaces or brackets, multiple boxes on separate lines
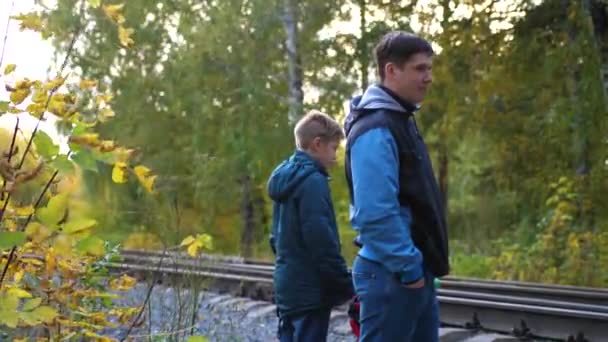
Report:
385,62,395,79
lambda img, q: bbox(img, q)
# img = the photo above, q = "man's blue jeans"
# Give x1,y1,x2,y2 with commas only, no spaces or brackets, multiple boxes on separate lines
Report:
352,256,439,342
278,308,331,342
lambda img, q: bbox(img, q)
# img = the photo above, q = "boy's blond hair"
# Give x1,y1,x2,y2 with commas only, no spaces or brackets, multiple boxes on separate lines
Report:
294,110,344,149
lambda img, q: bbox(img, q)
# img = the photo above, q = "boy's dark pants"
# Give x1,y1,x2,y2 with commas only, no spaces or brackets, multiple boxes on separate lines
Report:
278,308,331,342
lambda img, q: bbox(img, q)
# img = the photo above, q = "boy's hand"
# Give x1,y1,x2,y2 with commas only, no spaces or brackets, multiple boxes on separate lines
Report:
402,277,425,289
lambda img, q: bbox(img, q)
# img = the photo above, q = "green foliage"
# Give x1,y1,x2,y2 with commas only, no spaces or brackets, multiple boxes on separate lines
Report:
490,177,608,286
43,0,608,288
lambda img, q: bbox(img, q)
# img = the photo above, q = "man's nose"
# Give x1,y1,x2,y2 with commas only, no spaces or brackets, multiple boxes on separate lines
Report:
425,72,433,84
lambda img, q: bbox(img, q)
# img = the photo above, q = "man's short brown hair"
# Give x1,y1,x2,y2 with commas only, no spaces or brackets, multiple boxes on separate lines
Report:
375,31,434,81
294,110,344,149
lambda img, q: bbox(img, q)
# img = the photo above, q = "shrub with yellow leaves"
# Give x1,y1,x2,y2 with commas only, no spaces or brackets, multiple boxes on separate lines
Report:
0,2,154,340
180,234,214,257
490,177,608,287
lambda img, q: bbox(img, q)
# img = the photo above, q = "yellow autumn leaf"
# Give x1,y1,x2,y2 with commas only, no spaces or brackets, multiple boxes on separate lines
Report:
44,76,65,91
99,140,117,152
80,291,120,299
181,234,213,256
0,292,19,310
20,242,35,253
3,219,17,232
118,26,134,47
13,269,24,282
114,147,134,163
31,305,58,323
11,13,44,32
87,0,102,7
133,165,151,177
133,165,155,193
45,248,56,274
180,235,196,246
53,234,75,256
48,94,75,117
48,98,66,117
8,287,32,298
96,93,113,105
99,107,115,122
198,234,213,250
103,4,125,24
22,297,42,311
25,222,53,243
84,330,115,342
10,88,31,105
0,292,19,328
79,79,97,89
57,317,105,330
26,103,45,117
76,236,105,256
7,106,22,114
187,241,203,257
112,162,128,183
110,307,139,324
70,133,100,147
31,88,48,103
109,274,137,291
187,337,210,342
4,64,16,75
16,205,35,216
15,79,32,89
64,218,97,235
37,192,70,227
21,257,44,266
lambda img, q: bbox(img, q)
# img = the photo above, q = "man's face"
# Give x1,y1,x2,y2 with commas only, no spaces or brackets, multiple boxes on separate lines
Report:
385,52,433,104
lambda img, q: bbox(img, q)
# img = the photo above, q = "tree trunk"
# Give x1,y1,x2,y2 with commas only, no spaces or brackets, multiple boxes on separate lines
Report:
358,0,369,91
438,145,449,211
588,0,608,107
240,175,256,259
282,0,304,124
437,0,452,213
566,0,590,176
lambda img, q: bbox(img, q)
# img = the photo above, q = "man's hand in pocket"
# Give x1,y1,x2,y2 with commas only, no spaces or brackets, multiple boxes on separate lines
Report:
402,277,425,289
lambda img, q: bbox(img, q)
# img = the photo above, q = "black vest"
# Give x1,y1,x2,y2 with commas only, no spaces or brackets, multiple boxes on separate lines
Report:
345,108,450,277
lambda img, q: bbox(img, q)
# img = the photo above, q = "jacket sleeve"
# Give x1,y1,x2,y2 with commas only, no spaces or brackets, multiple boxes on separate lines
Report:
298,174,354,303
350,127,423,283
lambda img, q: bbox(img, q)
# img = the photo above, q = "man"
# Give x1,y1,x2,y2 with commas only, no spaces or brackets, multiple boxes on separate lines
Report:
344,31,450,341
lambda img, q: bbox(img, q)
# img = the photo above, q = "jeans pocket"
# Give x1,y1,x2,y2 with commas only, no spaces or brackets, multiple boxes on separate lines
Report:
352,271,375,293
351,271,376,280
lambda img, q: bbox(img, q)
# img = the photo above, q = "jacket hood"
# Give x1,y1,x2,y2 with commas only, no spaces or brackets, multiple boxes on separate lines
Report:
267,150,323,202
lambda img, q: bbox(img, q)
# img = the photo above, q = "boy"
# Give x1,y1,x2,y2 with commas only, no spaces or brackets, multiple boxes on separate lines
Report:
268,110,354,342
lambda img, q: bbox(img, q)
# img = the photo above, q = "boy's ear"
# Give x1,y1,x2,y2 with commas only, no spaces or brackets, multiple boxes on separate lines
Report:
310,136,322,151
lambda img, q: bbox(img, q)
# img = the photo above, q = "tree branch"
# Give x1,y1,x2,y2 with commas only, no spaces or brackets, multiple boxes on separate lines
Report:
17,0,86,170
0,0,15,69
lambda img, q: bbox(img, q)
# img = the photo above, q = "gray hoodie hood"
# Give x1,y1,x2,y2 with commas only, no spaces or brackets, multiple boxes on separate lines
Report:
351,84,409,113
345,85,419,136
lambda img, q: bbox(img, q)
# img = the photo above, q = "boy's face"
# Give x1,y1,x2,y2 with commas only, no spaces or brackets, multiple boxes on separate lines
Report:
309,137,340,170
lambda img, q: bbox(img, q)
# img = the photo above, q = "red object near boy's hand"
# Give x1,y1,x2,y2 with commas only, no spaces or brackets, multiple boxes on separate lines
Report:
347,295,361,339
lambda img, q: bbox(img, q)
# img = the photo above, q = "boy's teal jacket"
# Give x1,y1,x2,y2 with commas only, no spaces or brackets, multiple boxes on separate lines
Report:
268,150,353,317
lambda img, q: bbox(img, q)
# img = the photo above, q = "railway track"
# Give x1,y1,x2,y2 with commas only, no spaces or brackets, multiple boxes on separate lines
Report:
110,249,608,342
